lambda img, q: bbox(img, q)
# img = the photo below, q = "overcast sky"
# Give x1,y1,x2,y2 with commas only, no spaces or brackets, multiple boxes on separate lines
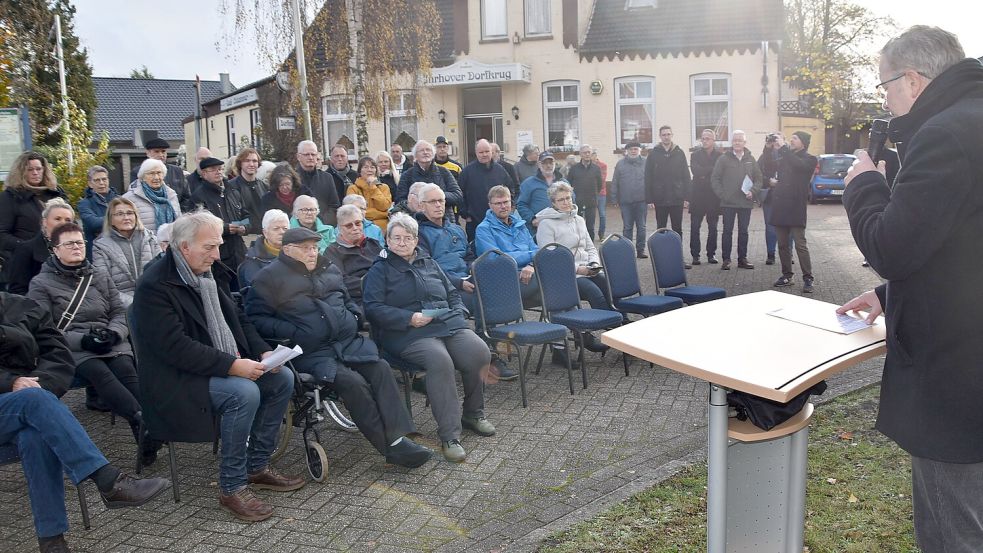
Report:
73,0,982,87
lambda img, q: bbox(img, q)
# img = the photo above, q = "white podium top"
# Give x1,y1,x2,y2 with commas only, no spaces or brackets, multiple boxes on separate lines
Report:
601,291,886,402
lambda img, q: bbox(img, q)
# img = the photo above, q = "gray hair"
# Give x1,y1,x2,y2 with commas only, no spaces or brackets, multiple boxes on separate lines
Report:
292,195,318,217
342,193,367,209
732,130,747,140
262,209,289,230
42,197,74,221
297,140,318,153
255,160,277,182
387,212,418,239
881,25,965,79
86,165,108,181
547,182,574,202
416,182,443,201
412,140,433,158
336,204,363,225
137,158,167,179
408,181,428,200
156,222,172,244
170,210,223,250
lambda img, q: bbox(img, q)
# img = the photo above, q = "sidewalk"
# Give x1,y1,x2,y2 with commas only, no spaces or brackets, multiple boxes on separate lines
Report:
0,202,886,552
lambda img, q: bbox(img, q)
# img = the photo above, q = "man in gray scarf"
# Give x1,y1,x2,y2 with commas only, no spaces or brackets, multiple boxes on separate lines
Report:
131,210,304,523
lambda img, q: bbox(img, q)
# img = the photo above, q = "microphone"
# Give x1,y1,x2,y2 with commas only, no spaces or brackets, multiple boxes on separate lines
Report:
867,119,890,162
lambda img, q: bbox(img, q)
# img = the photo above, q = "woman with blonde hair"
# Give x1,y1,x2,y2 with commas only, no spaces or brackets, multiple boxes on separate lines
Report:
0,152,67,279
92,197,159,307
376,150,400,192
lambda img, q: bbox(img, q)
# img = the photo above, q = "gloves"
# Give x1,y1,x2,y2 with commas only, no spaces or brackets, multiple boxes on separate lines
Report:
80,329,116,355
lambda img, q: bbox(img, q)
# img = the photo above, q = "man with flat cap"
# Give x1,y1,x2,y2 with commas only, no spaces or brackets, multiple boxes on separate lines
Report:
192,156,250,291
130,138,193,211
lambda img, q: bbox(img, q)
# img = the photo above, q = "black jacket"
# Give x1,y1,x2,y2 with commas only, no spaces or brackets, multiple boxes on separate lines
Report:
323,237,382,303
192,180,249,273
498,159,519,191
0,292,74,397
229,176,269,234
296,166,340,226
768,147,817,227
131,163,192,212
5,233,49,295
843,58,983,462
689,147,722,212
458,160,514,221
395,163,463,209
245,253,376,383
0,186,66,266
238,236,277,289
326,165,358,206
567,162,603,206
132,249,270,442
644,145,691,206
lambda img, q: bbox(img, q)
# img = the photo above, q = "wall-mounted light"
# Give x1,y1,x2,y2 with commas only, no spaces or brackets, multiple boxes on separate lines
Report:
512,32,521,45
438,109,446,124
511,106,520,120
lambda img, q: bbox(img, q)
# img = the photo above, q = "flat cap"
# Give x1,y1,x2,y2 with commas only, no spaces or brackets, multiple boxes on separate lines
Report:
281,227,321,246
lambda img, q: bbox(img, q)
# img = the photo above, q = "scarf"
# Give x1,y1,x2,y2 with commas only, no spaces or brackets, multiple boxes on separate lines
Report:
140,181,176,228
50,255,93,278
262,237,281,258
276,188,296,209
171,248,239,358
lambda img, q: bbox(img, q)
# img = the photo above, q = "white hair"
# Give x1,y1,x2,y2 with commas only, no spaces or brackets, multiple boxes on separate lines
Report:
416,182,443,201
156,222,173,243
408,181,428,199
255,160,277,182
292,195,318,217
732,130,747,139
387,212,418,238
342,194,367,209
170,210,223,250
881,25,965,79
297,140,318,153
138,158,167,179
412,140,433,158
262,209,289,230
336,204,363,224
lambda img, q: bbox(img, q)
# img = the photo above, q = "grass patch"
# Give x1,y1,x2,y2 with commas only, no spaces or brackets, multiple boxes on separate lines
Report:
540,385,917,552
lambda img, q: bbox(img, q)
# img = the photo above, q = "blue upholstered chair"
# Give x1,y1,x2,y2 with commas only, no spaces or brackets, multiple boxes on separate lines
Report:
533,243,628,382
0,443,91,530
472,249,575,407
647,229,727,305
599,234,685,317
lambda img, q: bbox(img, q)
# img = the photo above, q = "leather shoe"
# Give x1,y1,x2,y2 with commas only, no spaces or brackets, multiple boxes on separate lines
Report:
99,472,169,509
737,259,754,269
636,252,648,259
38,534,71,553
766,255,775,265
721,260,731,270
441,439,467,462
707,256,718,264
691,257,702,266
247,465,306,492
219,487,273,522
386,437,433,468
492,356,518,381
462,414,497,436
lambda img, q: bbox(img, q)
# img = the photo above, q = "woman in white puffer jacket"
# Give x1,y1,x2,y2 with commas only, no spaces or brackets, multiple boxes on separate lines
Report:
92,197,159,307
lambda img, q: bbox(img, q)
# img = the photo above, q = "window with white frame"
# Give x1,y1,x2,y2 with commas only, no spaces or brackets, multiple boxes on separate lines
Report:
691,73,731,144
543,81,580,150
481,0,507,39
615,76,656,147
322,95,356,157
226,115,236,155
525,0,551,36
249,108,262,149
386,90,418,148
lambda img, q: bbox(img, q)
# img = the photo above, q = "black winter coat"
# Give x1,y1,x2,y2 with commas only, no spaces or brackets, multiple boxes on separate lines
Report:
327,166,358,207
362,249,468,355
395,163,463,209
245,253,376,383
296,166,340,226
567,162,603,207
768,147,817,228
458,160,514,221
192,180,249,273
131,250,270,443
689,148,722,212
323,237,383,303
843,58,983,463
229,176,269,234
0,186,66,267
644,145,691,206
5,233,49,295
238,237,277,289
0,292,74,397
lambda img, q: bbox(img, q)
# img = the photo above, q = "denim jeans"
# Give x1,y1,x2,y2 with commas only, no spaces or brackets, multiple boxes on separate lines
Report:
620,202,648,254
720,207,752,261
0,388,109,538
762,201,777,257
209,367,294,494
576,274,613,310
596,194,607,238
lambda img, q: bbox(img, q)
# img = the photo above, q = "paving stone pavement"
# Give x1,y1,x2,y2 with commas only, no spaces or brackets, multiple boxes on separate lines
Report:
0,202,888,553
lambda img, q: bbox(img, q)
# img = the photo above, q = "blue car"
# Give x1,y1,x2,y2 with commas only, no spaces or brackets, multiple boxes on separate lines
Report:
810,154,856,203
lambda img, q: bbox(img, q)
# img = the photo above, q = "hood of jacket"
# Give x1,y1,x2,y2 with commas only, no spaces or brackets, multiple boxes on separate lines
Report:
535,206,575,221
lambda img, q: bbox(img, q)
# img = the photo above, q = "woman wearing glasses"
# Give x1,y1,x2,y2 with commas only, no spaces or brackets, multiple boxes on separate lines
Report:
346,156,393,233
92,197,160,307
289,195,336,253
122,159,181,233
27,222,152,458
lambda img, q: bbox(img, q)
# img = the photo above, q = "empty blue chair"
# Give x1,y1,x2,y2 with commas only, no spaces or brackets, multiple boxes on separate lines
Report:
472,249,574,407
0,443,91,530
599,234,684,317
648,229,726,305
534,243,628,382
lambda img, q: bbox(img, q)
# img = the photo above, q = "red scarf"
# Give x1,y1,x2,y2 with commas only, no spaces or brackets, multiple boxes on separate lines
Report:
276,189,296,208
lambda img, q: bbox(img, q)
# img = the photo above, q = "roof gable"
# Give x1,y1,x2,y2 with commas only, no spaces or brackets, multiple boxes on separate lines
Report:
580,0,784,61
92,77,225,143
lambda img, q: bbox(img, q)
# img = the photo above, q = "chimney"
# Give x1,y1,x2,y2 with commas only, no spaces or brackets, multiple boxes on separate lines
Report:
219,73,233,94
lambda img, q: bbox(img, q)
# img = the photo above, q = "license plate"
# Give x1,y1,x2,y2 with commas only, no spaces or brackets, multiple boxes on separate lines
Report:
831,189,844,195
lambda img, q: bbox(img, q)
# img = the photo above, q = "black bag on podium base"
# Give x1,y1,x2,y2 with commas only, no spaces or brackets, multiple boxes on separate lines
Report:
727,380,827,431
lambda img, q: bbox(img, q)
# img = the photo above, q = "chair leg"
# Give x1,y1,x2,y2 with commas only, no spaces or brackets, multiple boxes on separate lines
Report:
516,345,528,408
535,343,547,375
168,443,180,503
403,374,412,414
562,337,577,393
577,334,588,389
77,483,91,530
622,351,630,376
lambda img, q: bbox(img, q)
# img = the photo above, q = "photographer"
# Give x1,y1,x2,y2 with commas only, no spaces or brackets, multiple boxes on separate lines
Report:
838,26,983,550
768,131,817,293
758,132,783,265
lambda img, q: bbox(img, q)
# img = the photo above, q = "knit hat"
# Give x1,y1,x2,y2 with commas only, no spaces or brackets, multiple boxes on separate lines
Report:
792,131,812,150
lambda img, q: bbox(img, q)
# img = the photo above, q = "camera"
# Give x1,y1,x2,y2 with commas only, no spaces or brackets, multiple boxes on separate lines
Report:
765,133,780,144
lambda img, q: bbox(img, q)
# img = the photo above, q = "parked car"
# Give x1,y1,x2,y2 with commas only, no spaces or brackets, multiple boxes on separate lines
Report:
810,154,856,203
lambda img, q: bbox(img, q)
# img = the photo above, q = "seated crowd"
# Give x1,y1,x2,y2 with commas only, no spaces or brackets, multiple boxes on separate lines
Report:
0,138,638,551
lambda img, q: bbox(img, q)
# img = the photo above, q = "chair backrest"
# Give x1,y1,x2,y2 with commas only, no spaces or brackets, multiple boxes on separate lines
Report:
472,249,524,329
599,234,642,300
533,243,581,314
647,229,687,290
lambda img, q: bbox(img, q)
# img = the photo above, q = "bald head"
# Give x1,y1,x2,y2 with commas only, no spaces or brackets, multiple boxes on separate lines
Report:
475,139,493,164
196,147,212,163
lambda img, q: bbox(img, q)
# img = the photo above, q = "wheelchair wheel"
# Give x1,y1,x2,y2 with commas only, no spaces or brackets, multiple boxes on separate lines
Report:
306,442,328,482
270,402,295,462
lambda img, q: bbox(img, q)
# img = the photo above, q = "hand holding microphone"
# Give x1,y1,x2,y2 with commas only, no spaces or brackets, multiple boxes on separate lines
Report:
846,119,890,186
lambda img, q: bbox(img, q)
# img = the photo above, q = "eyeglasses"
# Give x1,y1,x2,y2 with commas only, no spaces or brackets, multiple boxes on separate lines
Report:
554,196,573,203
341,220,363,229
422,198,445,205
490,200,511,207
389,235,417,244
875,73,905,93
296,208,319,214
112,211,137,218
56,240,85,250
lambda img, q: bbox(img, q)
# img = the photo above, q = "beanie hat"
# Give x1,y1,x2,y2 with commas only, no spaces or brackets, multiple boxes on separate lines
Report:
792,131,812,150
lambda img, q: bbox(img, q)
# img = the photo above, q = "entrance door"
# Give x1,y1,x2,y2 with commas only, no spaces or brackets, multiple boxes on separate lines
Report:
464,115,504,161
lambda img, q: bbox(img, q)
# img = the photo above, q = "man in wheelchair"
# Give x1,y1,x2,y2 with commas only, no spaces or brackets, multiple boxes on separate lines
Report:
245,227,432,469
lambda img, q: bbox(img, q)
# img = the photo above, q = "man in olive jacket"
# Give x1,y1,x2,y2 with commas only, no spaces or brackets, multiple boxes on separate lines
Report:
711,130,761,270
838,27,983,551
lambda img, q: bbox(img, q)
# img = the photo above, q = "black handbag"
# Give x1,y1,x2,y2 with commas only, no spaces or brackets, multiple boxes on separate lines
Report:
727,380,827,431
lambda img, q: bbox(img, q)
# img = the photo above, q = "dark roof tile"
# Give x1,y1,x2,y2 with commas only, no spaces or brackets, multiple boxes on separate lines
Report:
92,77,225,142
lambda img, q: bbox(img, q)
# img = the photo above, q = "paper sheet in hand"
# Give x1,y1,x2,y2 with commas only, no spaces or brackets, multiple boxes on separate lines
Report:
422,308,450,318
741,175,754,194
767,305,874,335
261,344,303,371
